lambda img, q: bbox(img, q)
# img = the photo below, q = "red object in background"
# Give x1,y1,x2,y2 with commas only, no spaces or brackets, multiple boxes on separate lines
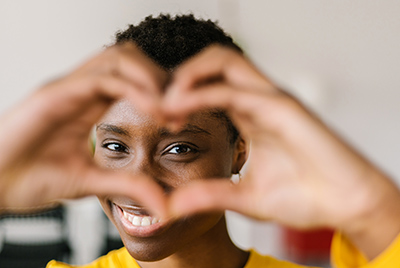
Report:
282,227,334,264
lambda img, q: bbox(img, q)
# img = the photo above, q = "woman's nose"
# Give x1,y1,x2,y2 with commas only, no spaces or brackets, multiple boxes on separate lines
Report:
129,152,173,193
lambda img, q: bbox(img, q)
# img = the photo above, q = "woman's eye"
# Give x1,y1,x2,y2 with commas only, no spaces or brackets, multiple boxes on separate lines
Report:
103,143,128,153
168,145,195,154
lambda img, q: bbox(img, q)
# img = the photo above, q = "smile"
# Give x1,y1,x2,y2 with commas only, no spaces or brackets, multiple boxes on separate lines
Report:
122,209,160,227
113,203,168,237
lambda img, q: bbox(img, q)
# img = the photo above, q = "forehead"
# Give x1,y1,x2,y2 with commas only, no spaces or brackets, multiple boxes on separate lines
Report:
101,100,154,127
99,99,228,138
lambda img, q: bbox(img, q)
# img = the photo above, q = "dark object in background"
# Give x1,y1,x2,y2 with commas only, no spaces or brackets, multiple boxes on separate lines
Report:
0,205,71,268
101,213,124,256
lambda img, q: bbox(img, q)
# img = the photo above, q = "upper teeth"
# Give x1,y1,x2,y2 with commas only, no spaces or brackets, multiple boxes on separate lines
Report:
123,210,160,227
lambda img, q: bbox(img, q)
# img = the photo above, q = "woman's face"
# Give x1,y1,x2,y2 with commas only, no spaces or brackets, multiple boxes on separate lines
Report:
94,100,244,261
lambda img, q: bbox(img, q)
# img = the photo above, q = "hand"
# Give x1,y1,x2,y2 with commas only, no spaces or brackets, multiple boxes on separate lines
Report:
163,45,400,259
0,43,168,218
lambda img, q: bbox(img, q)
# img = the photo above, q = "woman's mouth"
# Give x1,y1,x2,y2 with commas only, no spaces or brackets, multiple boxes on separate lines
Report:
113,203,168,237
122,209,160,227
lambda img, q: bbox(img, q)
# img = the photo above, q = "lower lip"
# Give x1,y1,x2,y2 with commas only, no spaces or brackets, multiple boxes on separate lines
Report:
113,203,169,238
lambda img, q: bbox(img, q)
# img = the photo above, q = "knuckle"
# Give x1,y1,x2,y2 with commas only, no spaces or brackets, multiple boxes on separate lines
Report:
267,93,304,131
101,51,122,75
87,73,105,92
210,44,238,58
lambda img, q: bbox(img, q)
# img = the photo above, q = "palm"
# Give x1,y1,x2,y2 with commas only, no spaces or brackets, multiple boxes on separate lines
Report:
0,43,168,216
164,45,387,231
226,96,377,229
1,83,112,208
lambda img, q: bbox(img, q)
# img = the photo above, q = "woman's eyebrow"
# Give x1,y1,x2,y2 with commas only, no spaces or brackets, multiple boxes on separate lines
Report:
96,123,130,136
159,124,212,137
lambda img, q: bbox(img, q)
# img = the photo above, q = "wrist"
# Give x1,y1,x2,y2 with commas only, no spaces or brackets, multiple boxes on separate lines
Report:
340,171,400,260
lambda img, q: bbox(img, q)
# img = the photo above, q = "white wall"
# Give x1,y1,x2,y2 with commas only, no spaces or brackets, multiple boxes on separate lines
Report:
236,0,400,182
1,0,400,265
0,0,218,112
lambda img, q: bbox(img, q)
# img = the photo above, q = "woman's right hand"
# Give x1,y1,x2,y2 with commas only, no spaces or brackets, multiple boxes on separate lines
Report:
0,43,168,218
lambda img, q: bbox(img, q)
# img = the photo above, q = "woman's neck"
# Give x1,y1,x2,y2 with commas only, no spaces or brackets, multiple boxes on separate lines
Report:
137,216,249,268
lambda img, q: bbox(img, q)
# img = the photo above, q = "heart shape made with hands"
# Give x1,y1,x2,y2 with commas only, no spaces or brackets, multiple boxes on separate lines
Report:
2,43,374,233
85,43,400,260
0,44,261,220
90,44,261,220
105,44,303,224
156,45,382,232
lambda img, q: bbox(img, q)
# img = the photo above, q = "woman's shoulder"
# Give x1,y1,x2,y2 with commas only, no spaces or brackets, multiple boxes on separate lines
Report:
245,250,316,268
46,247,140,268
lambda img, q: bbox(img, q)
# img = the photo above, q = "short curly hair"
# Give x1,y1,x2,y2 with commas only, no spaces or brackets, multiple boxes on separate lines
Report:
114,14,241,144
115,14,242,70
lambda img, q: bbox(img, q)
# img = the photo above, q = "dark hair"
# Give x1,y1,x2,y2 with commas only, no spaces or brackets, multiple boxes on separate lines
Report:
114,14,240,144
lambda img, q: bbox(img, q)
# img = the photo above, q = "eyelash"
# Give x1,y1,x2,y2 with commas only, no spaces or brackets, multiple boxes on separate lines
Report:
101,142,198,156
102,142,129,153
165,144,198,155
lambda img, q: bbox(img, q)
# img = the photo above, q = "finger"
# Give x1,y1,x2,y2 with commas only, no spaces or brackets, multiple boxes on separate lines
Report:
81,168,168,220
163,83,283,128
94,73,161,115
164,82,311,141
168,179,254,219
79,43,167,96
1,75,142,167
161,83,236,131
40,73,160,125
168,45,273,96
110,43,168,95
165,84,251,115
89,72,163,123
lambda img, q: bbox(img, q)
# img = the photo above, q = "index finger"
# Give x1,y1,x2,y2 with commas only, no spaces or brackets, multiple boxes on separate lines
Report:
168,45,273,95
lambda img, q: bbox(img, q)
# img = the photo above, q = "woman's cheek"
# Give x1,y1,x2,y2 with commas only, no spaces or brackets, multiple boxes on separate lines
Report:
94,153,132,170
159,162,205,187
174,161,227,186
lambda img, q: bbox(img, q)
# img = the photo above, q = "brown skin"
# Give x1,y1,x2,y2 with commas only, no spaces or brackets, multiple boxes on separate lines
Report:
0,43,169,215
164,45,400,260
2,42,400,264
94,100,249,267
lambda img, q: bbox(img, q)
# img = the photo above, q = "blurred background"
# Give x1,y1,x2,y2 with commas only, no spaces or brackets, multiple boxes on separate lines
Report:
1,0,400,267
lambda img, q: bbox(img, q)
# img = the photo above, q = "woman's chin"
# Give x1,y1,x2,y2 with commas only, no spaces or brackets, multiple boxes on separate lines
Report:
124,243,175,262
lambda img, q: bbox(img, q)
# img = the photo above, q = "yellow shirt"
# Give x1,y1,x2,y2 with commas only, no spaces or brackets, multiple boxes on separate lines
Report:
331,232,400,268
47,248,313,268
47,232,400,268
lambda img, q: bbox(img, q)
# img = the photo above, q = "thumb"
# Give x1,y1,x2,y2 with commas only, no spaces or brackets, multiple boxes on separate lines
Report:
81,168,168,220
168,179,251,218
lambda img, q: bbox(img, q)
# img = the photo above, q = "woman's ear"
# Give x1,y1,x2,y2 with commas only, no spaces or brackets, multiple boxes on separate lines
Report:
231,136,248,174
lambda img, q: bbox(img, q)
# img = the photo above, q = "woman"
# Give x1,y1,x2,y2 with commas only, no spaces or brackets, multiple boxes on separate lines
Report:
1,14,400,267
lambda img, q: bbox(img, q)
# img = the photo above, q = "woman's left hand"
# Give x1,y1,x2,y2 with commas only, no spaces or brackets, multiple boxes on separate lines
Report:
162,45,400,260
